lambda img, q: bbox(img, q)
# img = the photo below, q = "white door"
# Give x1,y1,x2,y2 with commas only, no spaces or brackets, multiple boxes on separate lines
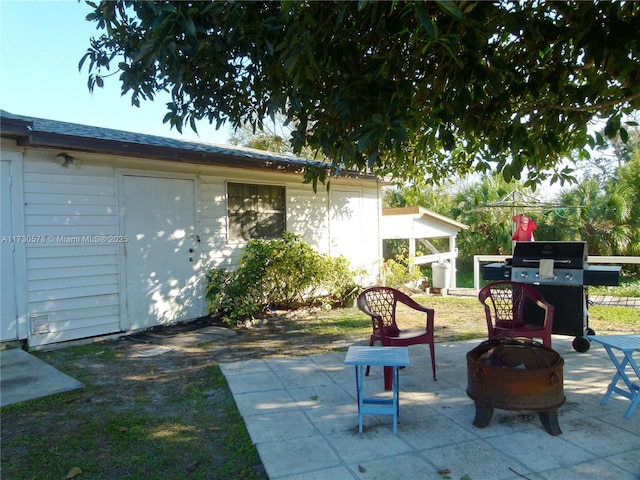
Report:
1,160,18,341
122,175,200,330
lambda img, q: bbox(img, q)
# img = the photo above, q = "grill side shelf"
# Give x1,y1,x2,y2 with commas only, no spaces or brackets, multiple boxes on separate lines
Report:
584,265,621,286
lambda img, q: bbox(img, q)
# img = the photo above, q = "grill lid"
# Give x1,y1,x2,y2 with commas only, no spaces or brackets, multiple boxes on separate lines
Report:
512,241,587,269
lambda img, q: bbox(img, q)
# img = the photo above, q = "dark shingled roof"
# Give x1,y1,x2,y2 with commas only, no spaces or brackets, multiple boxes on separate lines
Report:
0,110,374,180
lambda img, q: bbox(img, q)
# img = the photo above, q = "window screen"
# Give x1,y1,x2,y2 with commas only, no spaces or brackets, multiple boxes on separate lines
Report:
227,182,286,241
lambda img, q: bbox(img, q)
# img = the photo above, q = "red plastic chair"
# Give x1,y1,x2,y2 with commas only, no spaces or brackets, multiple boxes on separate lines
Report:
478,281,555,348
357,286,436,390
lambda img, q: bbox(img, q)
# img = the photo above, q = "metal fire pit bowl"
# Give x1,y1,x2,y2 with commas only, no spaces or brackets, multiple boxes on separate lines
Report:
466,339,566,436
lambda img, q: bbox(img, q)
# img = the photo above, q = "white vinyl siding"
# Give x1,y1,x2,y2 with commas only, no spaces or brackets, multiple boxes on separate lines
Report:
22,159,120,345
198,174,241,268
286,183,330,253
6,147,381,346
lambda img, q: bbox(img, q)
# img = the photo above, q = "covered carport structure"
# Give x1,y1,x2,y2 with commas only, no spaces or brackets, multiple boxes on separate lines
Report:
381,207,468,290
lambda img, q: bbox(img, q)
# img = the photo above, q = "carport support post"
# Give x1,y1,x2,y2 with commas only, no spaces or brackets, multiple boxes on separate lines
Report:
409,238,416,273
449,235,457,289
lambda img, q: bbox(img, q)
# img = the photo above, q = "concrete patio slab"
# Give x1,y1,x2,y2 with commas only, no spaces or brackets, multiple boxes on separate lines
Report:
221,337,640,480
0,348,84,407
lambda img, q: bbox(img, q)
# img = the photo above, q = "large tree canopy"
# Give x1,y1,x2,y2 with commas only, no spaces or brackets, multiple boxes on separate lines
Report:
81,0,640,187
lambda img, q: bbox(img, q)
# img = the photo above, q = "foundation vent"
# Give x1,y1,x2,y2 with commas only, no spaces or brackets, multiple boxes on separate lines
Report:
29,314,50,334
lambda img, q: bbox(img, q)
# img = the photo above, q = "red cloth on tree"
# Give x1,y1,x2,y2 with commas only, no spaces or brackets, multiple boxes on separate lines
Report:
512,214,537,241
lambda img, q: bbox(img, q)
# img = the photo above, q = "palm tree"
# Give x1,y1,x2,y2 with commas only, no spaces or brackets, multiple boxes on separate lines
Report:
452,175,535,256
548,179,633,255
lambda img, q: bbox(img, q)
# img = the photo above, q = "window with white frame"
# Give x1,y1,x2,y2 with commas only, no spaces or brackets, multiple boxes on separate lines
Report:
227,182,286,241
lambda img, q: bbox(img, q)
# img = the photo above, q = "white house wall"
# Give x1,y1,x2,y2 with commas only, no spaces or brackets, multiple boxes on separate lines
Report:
22,151,121,346
3,143,381,346
329,187,380,277
287,182,331,254
361,189,381,274
198,171,333,267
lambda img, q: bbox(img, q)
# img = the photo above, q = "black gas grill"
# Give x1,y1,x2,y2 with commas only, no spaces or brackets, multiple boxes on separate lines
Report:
484,241,621,352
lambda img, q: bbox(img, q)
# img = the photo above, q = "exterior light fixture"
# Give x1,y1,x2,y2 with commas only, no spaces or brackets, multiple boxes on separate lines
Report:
56,153,77,168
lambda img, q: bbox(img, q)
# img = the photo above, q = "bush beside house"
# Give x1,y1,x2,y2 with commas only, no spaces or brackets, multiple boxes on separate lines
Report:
206,233,365,325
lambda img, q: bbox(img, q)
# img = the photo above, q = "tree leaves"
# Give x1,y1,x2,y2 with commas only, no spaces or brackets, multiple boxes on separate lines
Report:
80,1,640,187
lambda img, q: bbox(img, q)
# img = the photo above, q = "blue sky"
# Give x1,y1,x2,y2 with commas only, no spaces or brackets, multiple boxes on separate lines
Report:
0,0,232,144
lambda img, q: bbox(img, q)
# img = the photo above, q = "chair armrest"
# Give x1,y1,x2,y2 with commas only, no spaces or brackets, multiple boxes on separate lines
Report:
481,303,495,337
396,292,433,313
356,299,389,340
522,284,555,328
424,307,435,333
397,295,435,332
357,300,378,320
534,299,555,328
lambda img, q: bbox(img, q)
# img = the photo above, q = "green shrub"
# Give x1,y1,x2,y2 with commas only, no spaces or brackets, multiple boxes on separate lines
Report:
206,233,363,325
204,267,231,314
317,255,367,307
381,255,423,288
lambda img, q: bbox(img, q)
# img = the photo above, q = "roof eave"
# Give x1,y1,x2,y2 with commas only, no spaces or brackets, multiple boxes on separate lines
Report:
16,130,309,173
382,206,469,230
1,111,378,181
1,116,33,139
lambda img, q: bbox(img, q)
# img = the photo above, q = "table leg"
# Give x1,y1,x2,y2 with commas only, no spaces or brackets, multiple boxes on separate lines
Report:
355,365,363,433
601,347,628,404
626,384,640,418
393,365,399,434
601,347,640,418
384,365,392,391
622,352,640,418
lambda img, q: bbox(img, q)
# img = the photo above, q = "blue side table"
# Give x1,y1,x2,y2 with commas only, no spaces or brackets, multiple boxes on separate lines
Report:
344,346,410,434
588,335,640,418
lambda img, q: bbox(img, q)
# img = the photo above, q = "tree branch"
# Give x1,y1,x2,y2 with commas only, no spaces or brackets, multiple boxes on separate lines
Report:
545,92,640,113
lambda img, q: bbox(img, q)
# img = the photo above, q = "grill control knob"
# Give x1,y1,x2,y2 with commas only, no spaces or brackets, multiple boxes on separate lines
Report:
518,271,528,279
564,273,573,281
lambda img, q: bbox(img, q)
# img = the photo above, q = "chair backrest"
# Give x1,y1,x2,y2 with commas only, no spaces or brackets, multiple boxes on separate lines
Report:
478,281,547,329
357,287,401,336
480,281,522,327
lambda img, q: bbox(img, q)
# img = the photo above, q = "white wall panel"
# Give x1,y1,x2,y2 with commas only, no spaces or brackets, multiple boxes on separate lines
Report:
22,156,122,344
7,145,381,346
